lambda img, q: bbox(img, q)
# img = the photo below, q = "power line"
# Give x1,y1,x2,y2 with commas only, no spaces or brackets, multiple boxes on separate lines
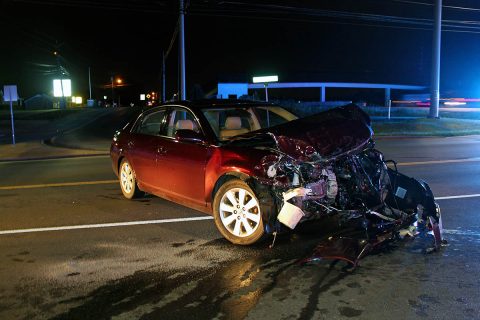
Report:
8,0,480,33
165,18,179,59
393,0,480,12
187,1,480,34
8,0,172,13
189,10,434,32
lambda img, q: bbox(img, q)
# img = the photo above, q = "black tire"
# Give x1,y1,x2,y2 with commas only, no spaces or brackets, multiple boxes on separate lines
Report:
119,158,143,199
213,179,265,245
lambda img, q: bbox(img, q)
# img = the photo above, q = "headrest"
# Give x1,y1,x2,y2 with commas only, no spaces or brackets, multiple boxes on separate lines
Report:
225,116,242,130
175,119,195,131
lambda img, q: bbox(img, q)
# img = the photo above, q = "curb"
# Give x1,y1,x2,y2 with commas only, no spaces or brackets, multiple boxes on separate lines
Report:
43,137,110,152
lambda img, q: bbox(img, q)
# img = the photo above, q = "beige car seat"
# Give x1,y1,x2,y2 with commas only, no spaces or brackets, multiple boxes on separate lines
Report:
219,116,249,139
175,119,196,131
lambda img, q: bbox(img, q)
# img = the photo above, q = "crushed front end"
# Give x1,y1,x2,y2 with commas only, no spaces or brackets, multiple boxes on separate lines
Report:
256,140,441,242
241,104,443,259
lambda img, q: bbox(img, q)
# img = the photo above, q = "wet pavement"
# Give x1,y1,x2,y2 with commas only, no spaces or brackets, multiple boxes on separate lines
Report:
0,161,478,320
1,224,478,320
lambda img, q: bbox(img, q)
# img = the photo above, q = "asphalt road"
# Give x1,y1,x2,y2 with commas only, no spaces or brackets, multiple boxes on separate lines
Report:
50,107,142,151
1,136,480,319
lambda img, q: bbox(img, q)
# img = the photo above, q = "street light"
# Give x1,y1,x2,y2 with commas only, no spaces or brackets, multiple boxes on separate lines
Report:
253,75,278,128
110,76,114,106
110,76,123,107
252,75,278,102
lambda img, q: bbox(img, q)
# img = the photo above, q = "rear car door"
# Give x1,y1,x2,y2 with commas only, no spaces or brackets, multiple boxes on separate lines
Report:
127,109,167,190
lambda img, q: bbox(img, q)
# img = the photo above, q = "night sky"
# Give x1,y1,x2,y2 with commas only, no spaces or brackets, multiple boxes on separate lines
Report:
1,0,480,102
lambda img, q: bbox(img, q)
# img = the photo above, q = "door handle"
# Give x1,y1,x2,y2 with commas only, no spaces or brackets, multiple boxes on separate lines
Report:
157,146,167,155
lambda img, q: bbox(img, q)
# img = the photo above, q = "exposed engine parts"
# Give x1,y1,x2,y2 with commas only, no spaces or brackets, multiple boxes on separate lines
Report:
254,142,440,241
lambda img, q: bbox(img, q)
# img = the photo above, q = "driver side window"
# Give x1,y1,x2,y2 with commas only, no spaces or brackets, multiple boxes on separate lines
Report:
166,108,201,138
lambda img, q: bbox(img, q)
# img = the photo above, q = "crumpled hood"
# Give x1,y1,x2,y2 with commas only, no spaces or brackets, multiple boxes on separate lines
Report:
228,104,373,161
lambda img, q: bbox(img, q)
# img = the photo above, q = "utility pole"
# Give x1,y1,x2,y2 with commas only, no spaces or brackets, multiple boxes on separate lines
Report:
111,76,114,107
179,0,186,101
88,67,92,100
429,0,442,118
162,51,166,103
55,51,66,109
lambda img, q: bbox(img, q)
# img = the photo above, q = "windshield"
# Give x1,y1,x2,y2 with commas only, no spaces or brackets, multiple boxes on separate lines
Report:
201,106,298,141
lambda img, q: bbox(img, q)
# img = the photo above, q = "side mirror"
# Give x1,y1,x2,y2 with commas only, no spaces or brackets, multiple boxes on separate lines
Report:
175,129,206,144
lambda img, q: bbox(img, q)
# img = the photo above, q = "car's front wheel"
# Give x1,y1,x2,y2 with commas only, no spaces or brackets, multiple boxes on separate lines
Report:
119,158,143,199
213,179,265,245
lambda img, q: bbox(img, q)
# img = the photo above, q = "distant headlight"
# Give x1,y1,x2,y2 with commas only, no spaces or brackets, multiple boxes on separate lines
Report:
443,101,466,106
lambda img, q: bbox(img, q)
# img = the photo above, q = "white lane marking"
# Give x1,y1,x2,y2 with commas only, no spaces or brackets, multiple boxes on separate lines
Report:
1,215,480,238
436,194,480,200
396,157,480,166
442,229,480,237
0,154,110,164
0,180,118,190
0,216,214,235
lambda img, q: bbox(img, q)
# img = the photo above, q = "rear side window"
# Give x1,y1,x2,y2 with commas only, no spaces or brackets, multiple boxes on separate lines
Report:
134,110,166,136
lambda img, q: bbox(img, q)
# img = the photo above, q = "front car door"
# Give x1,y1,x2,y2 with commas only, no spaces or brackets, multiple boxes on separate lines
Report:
155,107,210,208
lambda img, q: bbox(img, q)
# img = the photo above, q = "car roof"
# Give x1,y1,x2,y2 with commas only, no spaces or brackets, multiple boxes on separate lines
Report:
157,99,276,110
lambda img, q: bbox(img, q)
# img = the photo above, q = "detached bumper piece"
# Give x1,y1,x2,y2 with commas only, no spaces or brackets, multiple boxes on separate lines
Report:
298,204,445,269
297,237,373,268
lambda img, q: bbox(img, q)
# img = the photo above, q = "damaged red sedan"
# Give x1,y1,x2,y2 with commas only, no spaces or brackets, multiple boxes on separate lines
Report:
110,100,441,246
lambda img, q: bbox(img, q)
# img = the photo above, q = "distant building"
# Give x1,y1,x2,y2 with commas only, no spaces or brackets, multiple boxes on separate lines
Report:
217,82,426,108
217,83,248,99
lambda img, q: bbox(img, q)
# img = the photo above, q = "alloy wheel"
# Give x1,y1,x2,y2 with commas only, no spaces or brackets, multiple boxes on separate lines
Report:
120,161,134,194
219,187,261,237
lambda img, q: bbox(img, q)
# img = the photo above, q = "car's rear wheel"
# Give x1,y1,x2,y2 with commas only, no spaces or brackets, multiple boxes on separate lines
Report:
119,158,142,199
213,179,265,245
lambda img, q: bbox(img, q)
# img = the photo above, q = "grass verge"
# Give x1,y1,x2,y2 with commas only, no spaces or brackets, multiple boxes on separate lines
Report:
372,117,480,136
